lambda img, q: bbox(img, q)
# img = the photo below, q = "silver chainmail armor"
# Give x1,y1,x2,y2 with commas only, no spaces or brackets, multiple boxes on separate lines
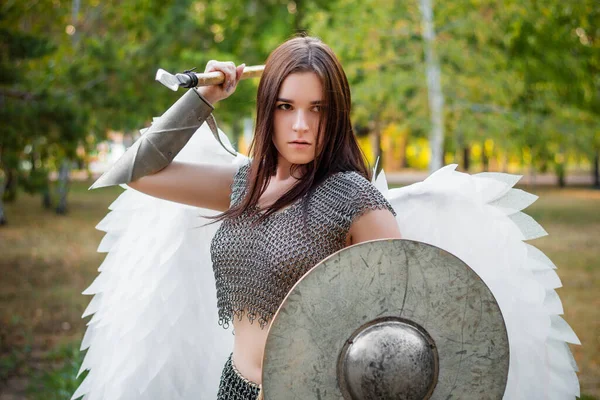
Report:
210,162,396,329
217,354,261,400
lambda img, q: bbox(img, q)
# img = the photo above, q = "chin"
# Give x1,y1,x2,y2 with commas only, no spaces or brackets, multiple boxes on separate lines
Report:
279,150,315,166
287,155,315,165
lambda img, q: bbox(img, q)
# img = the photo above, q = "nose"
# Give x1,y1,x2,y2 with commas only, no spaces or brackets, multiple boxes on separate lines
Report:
292,110,309,133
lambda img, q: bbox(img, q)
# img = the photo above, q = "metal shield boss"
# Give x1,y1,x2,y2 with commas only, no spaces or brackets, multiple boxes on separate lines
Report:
262,239,509,400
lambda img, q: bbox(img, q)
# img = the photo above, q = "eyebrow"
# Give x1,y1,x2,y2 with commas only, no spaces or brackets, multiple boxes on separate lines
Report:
276,98,324,105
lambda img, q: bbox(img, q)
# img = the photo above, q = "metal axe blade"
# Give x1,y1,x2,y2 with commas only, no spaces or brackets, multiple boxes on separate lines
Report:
155,69,181,91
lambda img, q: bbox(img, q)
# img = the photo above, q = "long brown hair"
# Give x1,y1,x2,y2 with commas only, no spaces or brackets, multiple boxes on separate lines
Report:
219,36,369,221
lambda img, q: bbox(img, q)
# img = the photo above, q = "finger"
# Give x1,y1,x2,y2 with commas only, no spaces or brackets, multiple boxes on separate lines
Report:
226,62,236,91
206,61,226,84
221,68,232,90
212,62,231,90
236,63,245,81
205,60,216,74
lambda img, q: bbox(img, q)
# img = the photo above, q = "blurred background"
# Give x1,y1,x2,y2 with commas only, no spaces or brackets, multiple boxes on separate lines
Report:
0,0,598,399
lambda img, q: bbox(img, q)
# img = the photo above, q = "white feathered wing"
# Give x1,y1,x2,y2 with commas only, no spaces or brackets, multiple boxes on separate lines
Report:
75,126,580,400
372,165,580,400
73,123,246,400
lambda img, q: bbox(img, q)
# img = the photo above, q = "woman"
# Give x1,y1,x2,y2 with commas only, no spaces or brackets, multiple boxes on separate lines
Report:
75,36,580,400
127,36,400,399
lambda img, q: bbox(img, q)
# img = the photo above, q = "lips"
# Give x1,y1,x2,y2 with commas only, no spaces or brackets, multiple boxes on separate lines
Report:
288,141,311,150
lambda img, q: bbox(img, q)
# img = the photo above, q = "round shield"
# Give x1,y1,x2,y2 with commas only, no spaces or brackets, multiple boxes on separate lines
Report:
262,239,509,400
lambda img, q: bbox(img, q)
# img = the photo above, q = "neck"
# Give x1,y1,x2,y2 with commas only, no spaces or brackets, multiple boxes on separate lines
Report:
274,156,305,181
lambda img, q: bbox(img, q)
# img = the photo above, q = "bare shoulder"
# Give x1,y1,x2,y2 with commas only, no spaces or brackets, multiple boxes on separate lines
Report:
349,208,401,245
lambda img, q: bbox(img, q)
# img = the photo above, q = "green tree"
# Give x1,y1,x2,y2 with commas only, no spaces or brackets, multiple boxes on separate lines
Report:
0,2,88,220
305,0,429,170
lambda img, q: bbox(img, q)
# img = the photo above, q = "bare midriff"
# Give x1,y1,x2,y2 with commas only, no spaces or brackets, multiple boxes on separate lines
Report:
230,238,353,385
231,311,271,385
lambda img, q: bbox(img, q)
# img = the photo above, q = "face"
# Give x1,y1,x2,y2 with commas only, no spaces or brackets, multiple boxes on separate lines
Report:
272,72,324,169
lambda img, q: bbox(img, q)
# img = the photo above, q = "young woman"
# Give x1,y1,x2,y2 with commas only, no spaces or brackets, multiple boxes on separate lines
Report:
130,36,401,399
75,36,579,400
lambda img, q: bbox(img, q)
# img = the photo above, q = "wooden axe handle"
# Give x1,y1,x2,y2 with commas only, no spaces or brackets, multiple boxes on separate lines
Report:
195,65,264,86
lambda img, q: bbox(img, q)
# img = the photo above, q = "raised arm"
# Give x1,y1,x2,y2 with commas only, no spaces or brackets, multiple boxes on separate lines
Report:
96,61,246,211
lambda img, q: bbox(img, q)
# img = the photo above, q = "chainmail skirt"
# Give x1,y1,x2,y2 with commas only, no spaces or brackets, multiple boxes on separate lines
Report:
217,353,261,400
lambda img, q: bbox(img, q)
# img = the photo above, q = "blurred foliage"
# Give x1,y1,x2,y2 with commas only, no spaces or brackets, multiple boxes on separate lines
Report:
1,0,598,208
26,342,87,400
1,2,89,205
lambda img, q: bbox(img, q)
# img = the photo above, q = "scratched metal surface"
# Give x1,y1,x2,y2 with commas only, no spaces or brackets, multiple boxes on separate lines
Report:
262,239,509,400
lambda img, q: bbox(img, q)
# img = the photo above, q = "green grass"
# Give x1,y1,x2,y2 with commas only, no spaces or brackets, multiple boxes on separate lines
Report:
0,182,122,397
26,342,87,400
0,181,598,398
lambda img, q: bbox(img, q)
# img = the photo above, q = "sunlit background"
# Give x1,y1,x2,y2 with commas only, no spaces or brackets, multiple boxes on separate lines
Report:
1,1,598,399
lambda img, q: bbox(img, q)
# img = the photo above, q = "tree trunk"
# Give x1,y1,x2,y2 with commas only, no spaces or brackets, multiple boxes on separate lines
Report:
463,146,470,172
0,146,5,224
399,133,408,169
30,147,52,208
3,169,17,202
592,149,600,189
556,164,566,188
42,178,52,209
482,141,489,172
419,0,445,173
0,173,6,225
55,159,71,215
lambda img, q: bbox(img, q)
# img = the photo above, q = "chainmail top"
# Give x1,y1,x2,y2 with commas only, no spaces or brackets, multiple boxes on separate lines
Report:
210,162,396,329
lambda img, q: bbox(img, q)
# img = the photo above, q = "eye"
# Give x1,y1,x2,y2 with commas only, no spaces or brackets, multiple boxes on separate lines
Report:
277,103,292,111
311,105,323,113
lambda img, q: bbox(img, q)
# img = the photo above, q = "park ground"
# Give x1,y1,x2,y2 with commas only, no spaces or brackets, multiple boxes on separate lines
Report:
0,179,598,399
